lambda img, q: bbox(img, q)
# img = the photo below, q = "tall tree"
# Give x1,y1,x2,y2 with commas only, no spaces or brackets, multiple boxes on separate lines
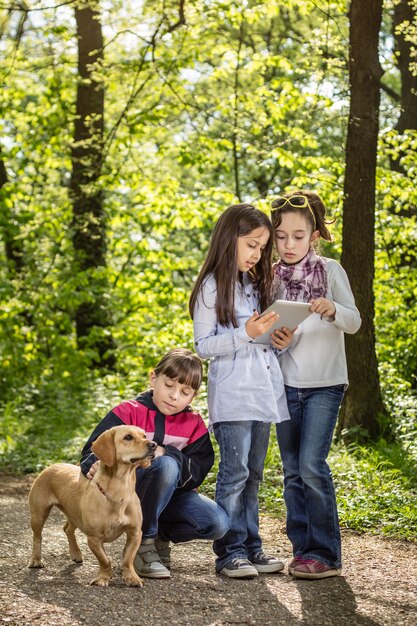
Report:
70,2,116,367
382,0,417,174
338,0,386,438
384,0,417,388
393,0,417,141
0,159,6,190
0,157,24,276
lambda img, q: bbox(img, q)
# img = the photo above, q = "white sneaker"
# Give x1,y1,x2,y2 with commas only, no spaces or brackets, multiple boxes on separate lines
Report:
134,538,171,579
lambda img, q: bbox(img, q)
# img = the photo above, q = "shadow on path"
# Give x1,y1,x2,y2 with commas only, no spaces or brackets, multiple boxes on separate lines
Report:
0,479,416,626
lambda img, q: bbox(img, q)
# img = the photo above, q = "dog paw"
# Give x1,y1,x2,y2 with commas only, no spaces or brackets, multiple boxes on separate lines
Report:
90,577,110,587
28,559,44,569
123,574,144,587
71,555,83,564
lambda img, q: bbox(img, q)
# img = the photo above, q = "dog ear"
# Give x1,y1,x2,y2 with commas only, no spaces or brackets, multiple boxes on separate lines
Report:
92,429,116,467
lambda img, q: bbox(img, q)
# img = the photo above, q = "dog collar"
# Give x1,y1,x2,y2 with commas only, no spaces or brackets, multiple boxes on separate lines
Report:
96,482,107,497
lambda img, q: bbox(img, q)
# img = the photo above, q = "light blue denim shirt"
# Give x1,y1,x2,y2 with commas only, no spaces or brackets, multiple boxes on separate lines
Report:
193,274,290,427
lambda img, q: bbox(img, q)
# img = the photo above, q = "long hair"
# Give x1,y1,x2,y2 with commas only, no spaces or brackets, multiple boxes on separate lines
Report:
189,204,273,327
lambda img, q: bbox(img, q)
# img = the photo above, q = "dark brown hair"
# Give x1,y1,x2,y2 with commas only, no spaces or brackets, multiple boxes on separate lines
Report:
189,203,273,327
153,348,202,391
271,190,334,241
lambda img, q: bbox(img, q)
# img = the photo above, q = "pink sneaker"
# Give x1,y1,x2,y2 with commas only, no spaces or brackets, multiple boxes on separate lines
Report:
288,556,304,573
291,558,342,579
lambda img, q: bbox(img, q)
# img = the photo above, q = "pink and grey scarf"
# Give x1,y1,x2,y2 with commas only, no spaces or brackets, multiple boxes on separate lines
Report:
273,248,327,302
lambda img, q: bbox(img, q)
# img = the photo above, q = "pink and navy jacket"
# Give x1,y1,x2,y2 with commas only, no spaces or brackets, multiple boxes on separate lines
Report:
80,390,214,492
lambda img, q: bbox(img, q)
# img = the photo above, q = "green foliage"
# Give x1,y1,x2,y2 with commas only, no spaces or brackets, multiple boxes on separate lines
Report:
0,0,416,543
372,132,417,392
332,442,417,540
0,0,354,394
0,367,147,473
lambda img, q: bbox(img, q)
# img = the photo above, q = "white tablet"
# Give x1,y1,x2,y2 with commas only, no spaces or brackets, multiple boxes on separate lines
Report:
255,300,312,345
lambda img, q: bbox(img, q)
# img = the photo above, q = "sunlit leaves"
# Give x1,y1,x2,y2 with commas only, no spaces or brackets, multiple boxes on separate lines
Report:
0,0,415,432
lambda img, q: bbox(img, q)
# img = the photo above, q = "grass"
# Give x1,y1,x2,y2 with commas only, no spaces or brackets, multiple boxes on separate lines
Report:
329,442,416,540
1,374,416,541
0,371,140,473
202,435,417,541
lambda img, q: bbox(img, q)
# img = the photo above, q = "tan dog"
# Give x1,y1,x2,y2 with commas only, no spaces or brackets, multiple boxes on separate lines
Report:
28,425,156,587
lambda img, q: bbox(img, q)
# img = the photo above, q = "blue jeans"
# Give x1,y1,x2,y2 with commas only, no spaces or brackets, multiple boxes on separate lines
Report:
213,421,271,572
276,385,344,569
135,455,229,543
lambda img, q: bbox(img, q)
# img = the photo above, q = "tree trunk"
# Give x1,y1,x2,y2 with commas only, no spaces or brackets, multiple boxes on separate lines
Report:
70,3,116,368
0,158,7,190
390,0,417,173
393,0,417,134
338,0,386,439
0,157,25,276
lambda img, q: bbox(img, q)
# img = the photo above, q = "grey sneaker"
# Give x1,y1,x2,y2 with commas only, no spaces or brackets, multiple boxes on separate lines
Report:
155,536,171,568
134,538,171,579
250,551,285,573
220,558,259,579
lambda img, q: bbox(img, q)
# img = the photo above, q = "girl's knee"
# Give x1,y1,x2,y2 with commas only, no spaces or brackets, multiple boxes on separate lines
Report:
138,455,180,486
156,455,180,482
299,458,328,483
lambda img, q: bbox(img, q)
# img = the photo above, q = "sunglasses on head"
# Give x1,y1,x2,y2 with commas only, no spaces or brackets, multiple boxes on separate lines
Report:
271,194,316,228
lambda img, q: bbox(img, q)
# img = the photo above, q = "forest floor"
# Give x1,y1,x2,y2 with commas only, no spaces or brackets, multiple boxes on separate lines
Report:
0,473,416,626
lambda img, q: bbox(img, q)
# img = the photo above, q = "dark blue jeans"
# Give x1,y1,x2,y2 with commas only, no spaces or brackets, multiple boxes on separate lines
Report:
276,385,344,569
135,455,229,543
212,420,271,572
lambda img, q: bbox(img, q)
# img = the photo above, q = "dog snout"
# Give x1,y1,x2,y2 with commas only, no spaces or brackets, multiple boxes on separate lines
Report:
148,441,157,451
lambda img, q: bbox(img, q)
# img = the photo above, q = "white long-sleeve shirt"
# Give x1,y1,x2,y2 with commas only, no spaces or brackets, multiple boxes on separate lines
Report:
275,257,361,388
193,273,290,426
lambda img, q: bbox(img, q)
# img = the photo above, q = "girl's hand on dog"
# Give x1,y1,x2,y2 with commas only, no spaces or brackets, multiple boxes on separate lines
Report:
153,445,166,459
86,461,99,480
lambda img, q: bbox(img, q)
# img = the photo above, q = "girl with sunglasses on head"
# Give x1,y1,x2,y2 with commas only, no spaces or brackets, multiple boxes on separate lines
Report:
270,190,361,580
189,203,292,579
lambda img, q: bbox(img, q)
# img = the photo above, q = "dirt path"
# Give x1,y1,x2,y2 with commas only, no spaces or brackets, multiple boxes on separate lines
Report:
0,474,416,626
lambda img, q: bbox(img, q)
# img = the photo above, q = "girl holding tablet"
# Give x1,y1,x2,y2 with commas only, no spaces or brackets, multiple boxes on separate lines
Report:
270,190,361,580
189,204,291,579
